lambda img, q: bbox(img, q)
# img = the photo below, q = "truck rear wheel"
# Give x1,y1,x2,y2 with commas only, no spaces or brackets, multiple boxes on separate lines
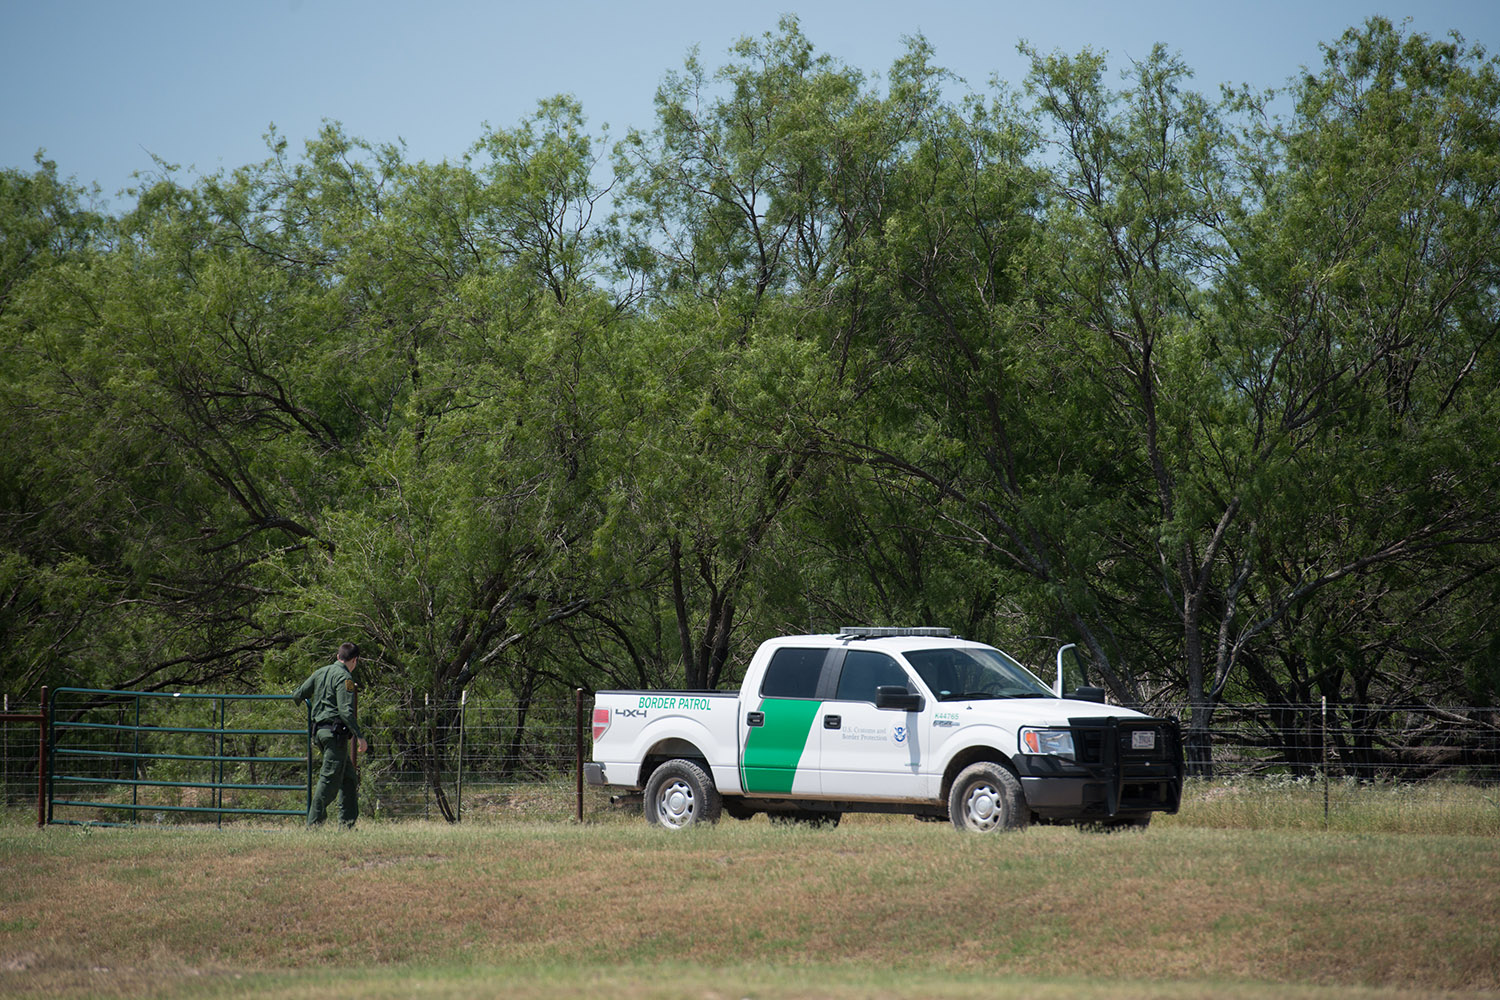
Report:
643,759,721,830
948,762,1028,833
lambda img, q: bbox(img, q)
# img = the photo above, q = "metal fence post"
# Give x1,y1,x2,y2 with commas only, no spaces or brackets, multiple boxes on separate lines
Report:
44,687,54,826
575,688,585,824
456,689,466,823
38,687,49,827
1322,696,1329,830
424,692,430,822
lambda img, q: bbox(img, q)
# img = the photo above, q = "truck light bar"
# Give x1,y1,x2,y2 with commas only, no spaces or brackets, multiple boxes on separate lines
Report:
839,626,953,638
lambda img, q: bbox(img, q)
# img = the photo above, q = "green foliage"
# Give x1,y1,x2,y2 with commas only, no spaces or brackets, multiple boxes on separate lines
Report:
2,17,1496,788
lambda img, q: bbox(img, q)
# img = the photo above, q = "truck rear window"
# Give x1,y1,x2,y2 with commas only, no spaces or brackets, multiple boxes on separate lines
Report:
834,650,911,702
760,647,825,699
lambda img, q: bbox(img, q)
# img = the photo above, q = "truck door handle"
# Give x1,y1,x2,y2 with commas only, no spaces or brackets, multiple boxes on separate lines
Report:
824,714,841,730
746,712,764,727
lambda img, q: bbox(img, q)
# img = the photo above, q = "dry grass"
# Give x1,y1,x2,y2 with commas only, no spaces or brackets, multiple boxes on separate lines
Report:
1,810,1498,999
1166,777,1500,836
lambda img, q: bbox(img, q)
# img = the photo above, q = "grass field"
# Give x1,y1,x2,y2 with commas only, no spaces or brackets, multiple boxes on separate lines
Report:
1,782,1498,999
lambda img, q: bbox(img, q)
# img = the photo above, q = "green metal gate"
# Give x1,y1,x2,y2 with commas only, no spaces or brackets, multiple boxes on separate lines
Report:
47,687,310,827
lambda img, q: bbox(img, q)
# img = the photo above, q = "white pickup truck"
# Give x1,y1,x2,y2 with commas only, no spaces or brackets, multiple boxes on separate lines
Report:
586,627,1183,832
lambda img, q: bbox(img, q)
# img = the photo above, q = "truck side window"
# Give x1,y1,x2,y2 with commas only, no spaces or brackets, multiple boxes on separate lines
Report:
834,650,911,703
760,648,825,699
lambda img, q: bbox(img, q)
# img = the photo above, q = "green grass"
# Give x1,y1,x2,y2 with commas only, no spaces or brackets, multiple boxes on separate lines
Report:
2,784,1499,999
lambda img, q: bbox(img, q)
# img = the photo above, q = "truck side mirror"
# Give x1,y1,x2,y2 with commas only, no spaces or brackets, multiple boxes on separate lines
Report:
1071,686,1107,704
876,686,924,712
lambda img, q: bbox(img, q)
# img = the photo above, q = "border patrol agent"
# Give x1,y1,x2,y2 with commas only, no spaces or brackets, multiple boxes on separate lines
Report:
292,642,368,828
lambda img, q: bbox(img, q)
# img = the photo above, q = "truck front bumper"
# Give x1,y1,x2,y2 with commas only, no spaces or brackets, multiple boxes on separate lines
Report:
1018,773,1180,820
1014,716,1184,821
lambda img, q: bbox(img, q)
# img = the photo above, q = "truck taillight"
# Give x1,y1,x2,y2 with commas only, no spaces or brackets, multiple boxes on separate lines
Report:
592,708,611,741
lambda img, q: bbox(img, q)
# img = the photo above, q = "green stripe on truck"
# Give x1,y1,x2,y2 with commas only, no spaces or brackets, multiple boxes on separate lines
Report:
741,698,821,794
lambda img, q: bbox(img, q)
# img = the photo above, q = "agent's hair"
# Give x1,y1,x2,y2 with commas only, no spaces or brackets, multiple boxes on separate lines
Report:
337,642,361,663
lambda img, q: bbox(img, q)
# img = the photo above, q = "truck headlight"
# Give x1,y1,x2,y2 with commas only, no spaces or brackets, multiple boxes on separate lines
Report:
1020,728,1075,759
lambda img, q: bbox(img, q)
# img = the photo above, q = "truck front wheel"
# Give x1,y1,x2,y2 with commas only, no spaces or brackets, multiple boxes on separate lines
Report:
948,762,1029,833
644,759,722,830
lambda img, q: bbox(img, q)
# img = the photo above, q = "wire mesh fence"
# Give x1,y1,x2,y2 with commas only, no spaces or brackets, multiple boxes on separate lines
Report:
361,695,588,823
4,692,1498,825
1192,702,1500,783
2,693,47,824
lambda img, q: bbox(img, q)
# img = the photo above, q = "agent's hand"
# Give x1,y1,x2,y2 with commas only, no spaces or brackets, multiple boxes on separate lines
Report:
357,738,368,754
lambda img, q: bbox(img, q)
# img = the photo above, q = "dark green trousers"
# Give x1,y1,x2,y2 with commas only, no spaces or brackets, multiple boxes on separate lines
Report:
308,728,358,827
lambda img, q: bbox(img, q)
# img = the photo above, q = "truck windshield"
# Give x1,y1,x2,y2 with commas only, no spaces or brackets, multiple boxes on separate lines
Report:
905,647,1055,701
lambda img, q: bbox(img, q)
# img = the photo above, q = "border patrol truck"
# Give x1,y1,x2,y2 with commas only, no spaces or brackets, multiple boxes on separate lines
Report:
586,627,1184,832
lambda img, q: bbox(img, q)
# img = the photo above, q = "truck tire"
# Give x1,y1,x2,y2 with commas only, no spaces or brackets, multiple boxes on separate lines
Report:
643,759,722,830
948,762,1029,833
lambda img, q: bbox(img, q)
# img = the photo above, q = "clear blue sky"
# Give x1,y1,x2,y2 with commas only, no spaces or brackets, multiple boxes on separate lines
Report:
4,0,1497,206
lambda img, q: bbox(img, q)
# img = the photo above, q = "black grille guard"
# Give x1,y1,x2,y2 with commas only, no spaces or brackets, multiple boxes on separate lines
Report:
1067,715,1186,815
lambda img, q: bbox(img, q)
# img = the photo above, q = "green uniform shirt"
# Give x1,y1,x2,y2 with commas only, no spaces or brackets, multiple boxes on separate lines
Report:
292,660,361,738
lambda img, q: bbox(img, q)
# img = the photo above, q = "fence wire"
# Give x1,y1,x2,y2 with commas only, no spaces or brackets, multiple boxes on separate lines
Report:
4,695,1498,824
3,699,44,816
1188,702,1500,782
363,697,585,822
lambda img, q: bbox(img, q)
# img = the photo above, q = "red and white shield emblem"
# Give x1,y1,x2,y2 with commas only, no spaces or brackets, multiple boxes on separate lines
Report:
592,707,611,741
